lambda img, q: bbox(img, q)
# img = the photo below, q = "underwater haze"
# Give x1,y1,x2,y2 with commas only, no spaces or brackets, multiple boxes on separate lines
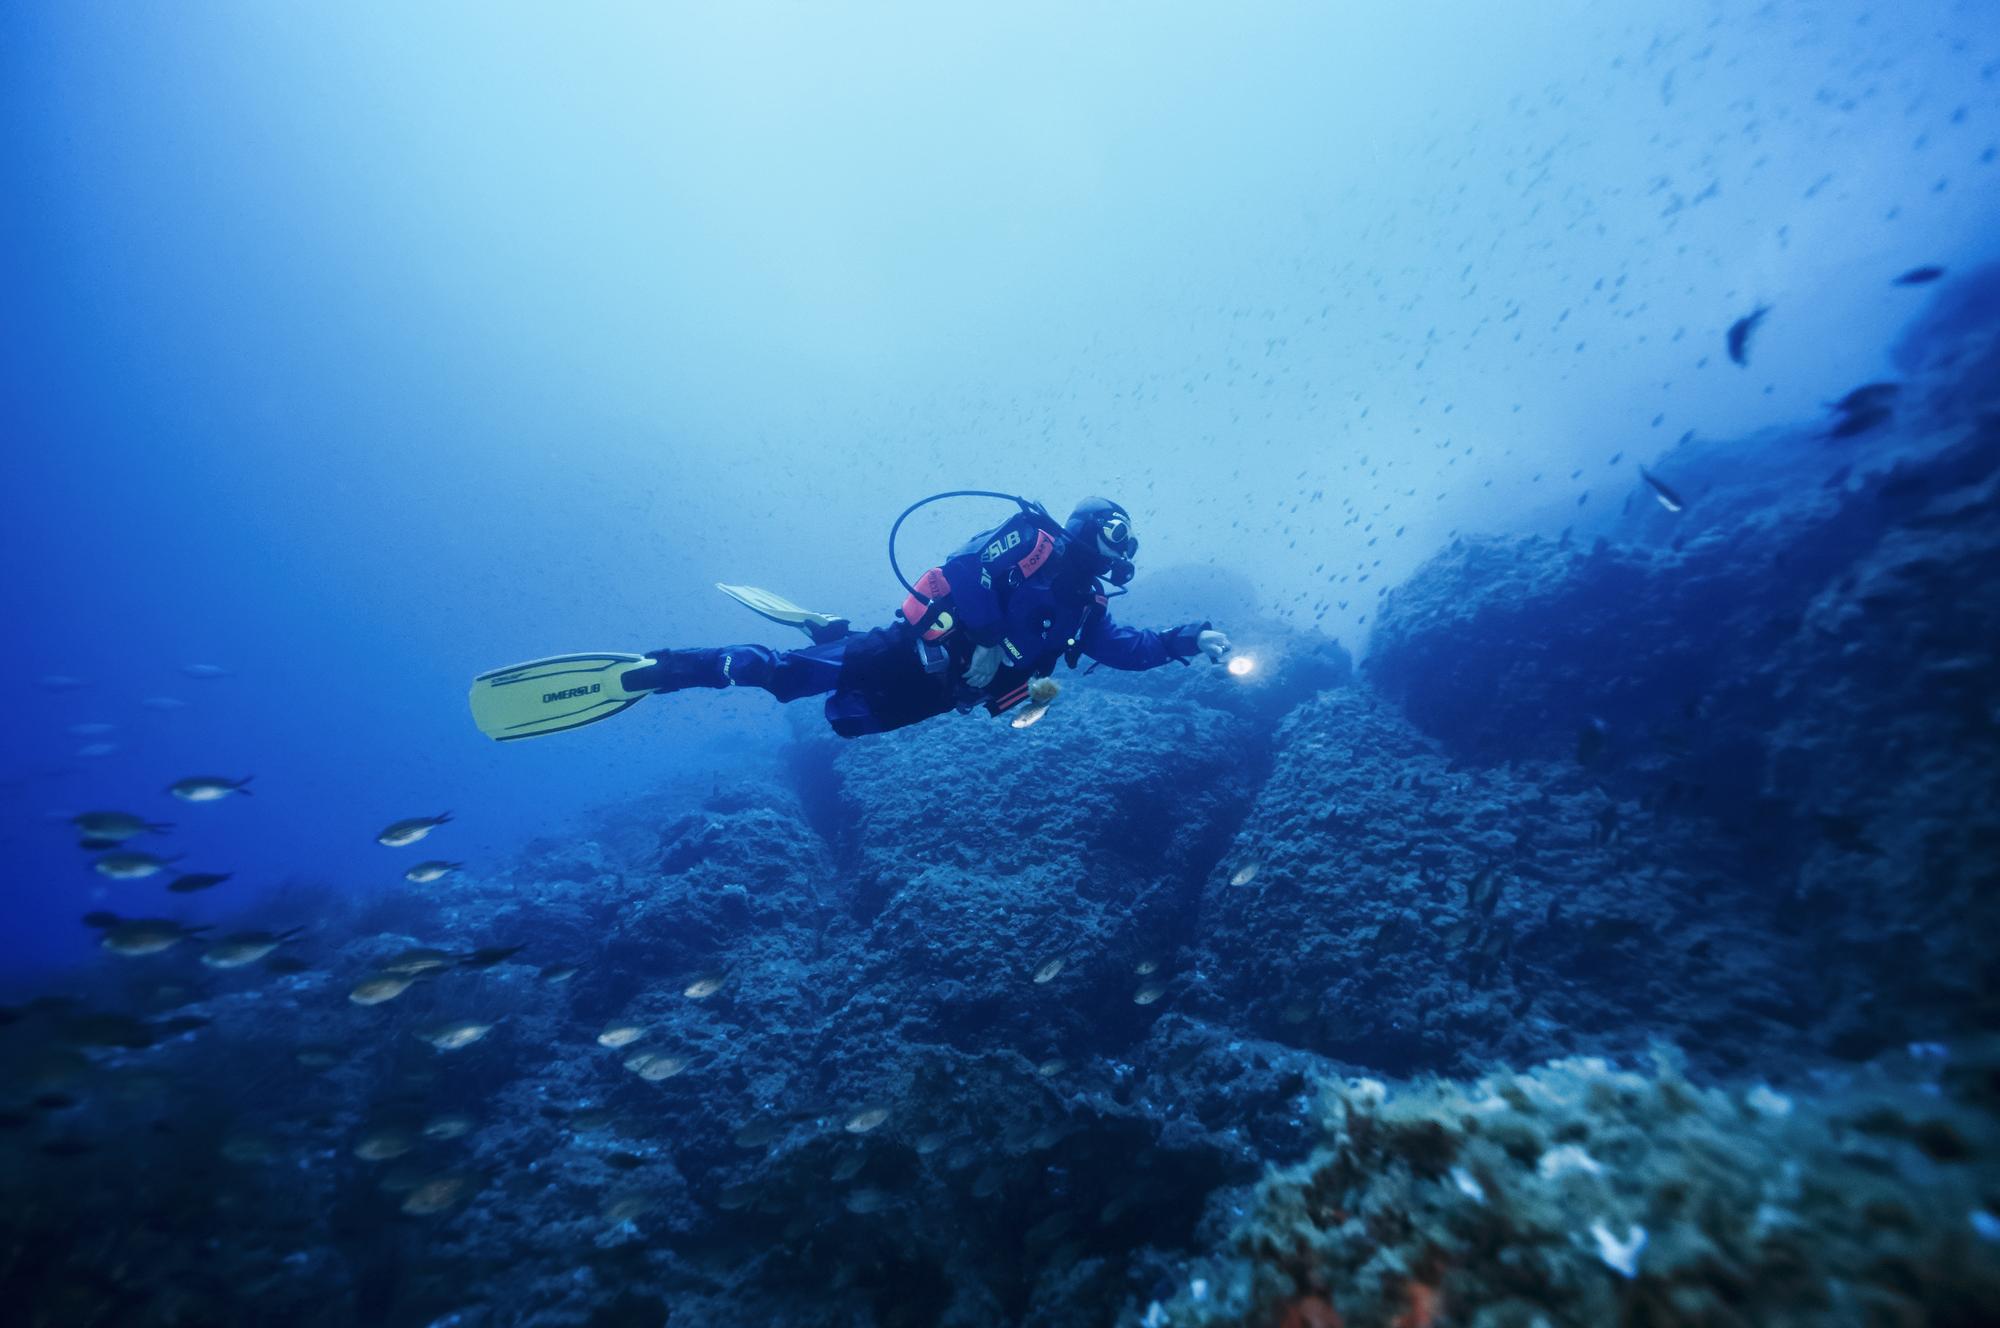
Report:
5,2,2000,1324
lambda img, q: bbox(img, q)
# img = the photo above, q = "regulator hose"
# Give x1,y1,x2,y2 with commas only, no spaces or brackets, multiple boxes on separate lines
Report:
887,490,1038,596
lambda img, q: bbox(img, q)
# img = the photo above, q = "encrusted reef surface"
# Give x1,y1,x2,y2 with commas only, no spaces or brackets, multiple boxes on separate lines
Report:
1154,1048,2000,1328
5,304,1999,1325
1362,324,2000,1069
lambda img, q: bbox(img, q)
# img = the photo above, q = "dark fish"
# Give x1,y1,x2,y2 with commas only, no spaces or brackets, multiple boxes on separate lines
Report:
1815,813,1882,856
80,911,121,930
1638,467,1685,513
459,944,527,970
1828,406,1894,439
377,813,452,847
605,1152,646,1171
1821,382,1900,439
1834,383,1900,413
166,872,233,894
1892,265,1944,286
1576,718,1608,765
263,954,312,975
1726,305,1769,365
1465,860,1503,916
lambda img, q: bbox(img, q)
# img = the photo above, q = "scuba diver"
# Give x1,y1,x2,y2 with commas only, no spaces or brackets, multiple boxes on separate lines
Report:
469,493,1234,741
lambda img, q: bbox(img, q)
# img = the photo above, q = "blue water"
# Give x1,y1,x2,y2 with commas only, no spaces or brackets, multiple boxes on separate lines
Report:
2,5,1997,1319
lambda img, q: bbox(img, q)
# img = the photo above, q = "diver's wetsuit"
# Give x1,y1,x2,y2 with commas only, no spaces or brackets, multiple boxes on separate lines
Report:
632,508,1210,737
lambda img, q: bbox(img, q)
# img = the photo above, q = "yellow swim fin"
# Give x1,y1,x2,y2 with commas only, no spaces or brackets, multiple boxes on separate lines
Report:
715,584,848,642
468,652,654,741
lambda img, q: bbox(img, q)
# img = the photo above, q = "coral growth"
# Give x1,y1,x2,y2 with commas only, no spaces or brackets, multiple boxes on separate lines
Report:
1151,1047,2000,1326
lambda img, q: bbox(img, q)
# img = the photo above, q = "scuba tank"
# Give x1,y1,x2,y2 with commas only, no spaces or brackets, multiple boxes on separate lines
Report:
886,490,1118,716
887,491,1062,677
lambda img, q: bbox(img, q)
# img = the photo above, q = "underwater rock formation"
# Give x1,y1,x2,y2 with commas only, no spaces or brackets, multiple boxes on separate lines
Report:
1146,1046,2000,1327
1362,336,2000,1066
1190,687,1812,1078
7,320,1999,1326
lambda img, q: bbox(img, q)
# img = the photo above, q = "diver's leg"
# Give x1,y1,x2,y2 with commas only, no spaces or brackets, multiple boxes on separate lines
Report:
624,643,846,702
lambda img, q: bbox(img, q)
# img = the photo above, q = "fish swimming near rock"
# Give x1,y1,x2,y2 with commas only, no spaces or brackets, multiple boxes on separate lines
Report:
166,872,232,894
404,860,464,884
375,946,458,977
1814,811,1882,856
683,974,725,999
1032,957,1065,984
401,1171,478,1215
200,927,305,970
1892,265,1944,286
623,1051,687,1081
1009,677,1062,729
72,811,172,849
99,918,209,956
1576,717,1609,765
353,1125,418,1161
1726,305,1768,365
597,1023,647,1049
349,974,418,1006
458,944,526,970
1832,383,1900,414
167,775,253,802
376,813,452,847
92,850,183,880
603,1193,652,1224
423,1113,476,1140
1637,467,1684,513
1826,382,1900,438
734,1118,784,1149
844,1107,890,1134
1465,859,1504,916
415,1019,496,1051
295,1045,343,1070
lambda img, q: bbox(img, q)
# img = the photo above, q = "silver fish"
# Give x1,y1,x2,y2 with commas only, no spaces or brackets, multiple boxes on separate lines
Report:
377,813,452,847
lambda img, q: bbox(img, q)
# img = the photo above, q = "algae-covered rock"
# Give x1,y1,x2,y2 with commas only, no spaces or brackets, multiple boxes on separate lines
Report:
1152,1047,2000,1327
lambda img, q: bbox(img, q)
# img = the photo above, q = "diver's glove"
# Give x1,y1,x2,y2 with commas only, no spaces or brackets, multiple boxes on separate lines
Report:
1162,621,1215,663
964,644,1004,689
1197,630,1233,663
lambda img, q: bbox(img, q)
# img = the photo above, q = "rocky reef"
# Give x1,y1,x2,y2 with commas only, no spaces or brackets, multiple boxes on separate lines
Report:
1156,1047,2000,1328
4,298,1998,1325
